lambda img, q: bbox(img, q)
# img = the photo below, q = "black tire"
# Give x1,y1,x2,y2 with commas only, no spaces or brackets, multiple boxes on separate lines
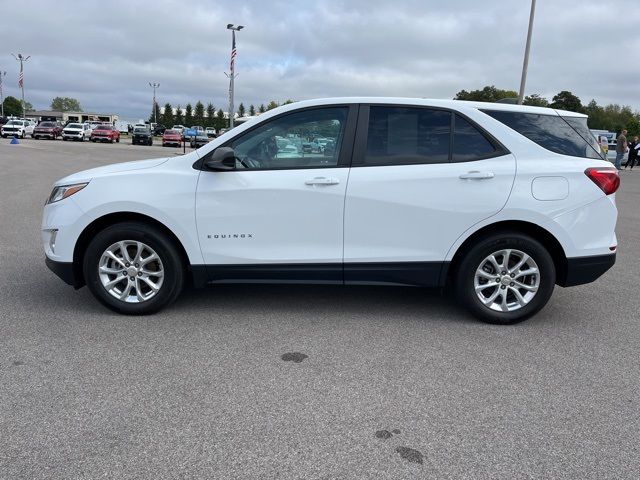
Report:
116,138,120,143
83,222,185,315
21,131,25,139
455,232,555,325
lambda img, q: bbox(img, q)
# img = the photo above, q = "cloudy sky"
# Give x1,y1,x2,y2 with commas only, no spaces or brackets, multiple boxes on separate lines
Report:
1,0,638,120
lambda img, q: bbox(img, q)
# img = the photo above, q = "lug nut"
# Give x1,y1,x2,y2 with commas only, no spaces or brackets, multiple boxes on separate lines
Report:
510,282,514,287
501,271,506,275
122,271,127,276
129,277,134,281
495,278,500,282
125,263,130,267
510,273,515,278
138,272,142,276
500,285,506,289
135,263,139,268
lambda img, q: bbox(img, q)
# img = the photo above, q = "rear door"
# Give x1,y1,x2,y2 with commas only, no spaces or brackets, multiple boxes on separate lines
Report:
343,105,516,286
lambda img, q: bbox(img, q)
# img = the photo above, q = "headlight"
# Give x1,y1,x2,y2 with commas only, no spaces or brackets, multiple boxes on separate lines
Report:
47,182,88,204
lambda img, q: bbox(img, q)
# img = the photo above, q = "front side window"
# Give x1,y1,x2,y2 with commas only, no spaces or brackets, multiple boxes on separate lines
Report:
364,107,451,166
483,110,603,159
229,107,348,170
453,114,497,161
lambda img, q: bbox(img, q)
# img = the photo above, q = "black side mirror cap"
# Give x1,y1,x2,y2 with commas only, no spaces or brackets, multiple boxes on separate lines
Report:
204,147,236,171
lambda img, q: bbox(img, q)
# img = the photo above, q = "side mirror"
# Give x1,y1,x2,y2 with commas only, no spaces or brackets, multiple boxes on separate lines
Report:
204,147,236,171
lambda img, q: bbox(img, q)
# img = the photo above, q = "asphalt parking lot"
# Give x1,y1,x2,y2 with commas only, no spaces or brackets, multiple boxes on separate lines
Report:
1,137,639,479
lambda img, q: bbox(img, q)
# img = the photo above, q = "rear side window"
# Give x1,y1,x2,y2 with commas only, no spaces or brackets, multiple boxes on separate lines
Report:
365,107,451,165
483,110,603,159
453,114,497,161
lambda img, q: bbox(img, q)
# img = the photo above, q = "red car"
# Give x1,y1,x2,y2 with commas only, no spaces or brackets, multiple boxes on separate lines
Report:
33,121,63,140
90,125,120,143
162,129,182,147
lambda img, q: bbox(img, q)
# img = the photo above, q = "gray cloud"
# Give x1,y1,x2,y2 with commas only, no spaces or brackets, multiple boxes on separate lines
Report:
1,0,638,120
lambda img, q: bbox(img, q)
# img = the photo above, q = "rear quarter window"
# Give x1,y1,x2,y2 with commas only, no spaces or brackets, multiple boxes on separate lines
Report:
482,110,603,160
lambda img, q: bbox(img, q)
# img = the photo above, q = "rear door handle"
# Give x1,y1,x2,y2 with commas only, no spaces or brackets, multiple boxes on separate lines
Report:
459,171,495,180
305,177,340,186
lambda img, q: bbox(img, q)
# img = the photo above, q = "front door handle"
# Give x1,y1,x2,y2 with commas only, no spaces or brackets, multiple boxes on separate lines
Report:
305,177,340,186
459,171,495,180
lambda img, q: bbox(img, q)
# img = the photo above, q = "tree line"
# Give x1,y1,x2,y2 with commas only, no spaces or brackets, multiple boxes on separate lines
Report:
454,85,640,136
152,99,294,129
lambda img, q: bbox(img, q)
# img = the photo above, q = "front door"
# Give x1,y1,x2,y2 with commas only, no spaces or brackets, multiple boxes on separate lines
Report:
343,105,516,286
195,105,357,282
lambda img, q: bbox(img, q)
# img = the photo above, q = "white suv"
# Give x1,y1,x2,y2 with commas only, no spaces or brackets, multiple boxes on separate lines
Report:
42,98,619,324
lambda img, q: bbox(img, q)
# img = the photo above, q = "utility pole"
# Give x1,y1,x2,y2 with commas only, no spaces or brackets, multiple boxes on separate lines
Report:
225,24,244,129
11,53,30,118
149,82,160,124
0,71,6,117
517,0,536,105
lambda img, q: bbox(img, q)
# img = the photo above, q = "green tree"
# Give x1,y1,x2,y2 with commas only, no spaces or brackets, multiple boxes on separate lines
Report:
215,108,226,130
184,103,193,126
206,102,215,127
162,103,174,128
283,99,294,105
50,96,82,112
523,94,549,107
249,104,255,116
258,104,266,114
194,101,205,126
266,100,279,110
549,91,584,113
237,102,246,117
148,102,161,124
24,101,33,112
454,85,517,103
174,105,183,125
2,96,23,116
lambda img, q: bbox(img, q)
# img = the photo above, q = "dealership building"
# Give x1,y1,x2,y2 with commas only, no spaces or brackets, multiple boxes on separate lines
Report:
25,110,118,124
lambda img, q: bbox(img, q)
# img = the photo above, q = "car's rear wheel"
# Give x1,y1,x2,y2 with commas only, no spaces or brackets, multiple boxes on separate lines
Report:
455,232,555,325
83,222,185,315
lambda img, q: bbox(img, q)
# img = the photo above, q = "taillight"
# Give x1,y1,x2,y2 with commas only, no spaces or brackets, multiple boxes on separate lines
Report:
585,167,620,195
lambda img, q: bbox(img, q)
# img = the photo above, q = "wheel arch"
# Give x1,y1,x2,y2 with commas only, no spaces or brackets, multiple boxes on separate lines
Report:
72,212,197,288
444,220,569,287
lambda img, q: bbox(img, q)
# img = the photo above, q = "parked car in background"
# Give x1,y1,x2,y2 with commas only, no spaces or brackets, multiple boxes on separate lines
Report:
1,119,33,138
172,125,185,134
0,117,8,126
132,126,153,146
62,123,92,141
184,126,204,140
153,124,166,136
33,121,63,140
189,131,210,148
115,120,132,134
162,129,182,147
90,125,120,143
205,127,216,138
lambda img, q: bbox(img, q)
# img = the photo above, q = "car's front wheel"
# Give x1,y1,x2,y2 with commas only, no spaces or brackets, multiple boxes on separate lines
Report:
83,222,185,314
455,232,555,325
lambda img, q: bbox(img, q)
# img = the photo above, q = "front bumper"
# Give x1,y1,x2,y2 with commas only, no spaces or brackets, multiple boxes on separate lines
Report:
559,253,616,287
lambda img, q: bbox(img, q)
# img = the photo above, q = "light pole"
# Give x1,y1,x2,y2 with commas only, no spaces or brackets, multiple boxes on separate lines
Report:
11,53,30,118
225,24,244,129
0,71,6,117
149,82,160,124
517,0,536,105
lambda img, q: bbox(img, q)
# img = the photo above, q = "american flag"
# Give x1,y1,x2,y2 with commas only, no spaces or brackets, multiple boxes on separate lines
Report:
18,63,23,88
230,31,237,72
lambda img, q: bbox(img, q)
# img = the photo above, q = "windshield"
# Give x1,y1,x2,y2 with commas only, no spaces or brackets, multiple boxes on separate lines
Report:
66,123,82,129
39,122,55,127
134,127,148,133
164,130,178,135
96,126,112,131
7,120,23,126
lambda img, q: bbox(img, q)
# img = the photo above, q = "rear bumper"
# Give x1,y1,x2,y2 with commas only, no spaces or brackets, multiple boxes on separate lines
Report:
45,257,81,288
559,253,616,287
